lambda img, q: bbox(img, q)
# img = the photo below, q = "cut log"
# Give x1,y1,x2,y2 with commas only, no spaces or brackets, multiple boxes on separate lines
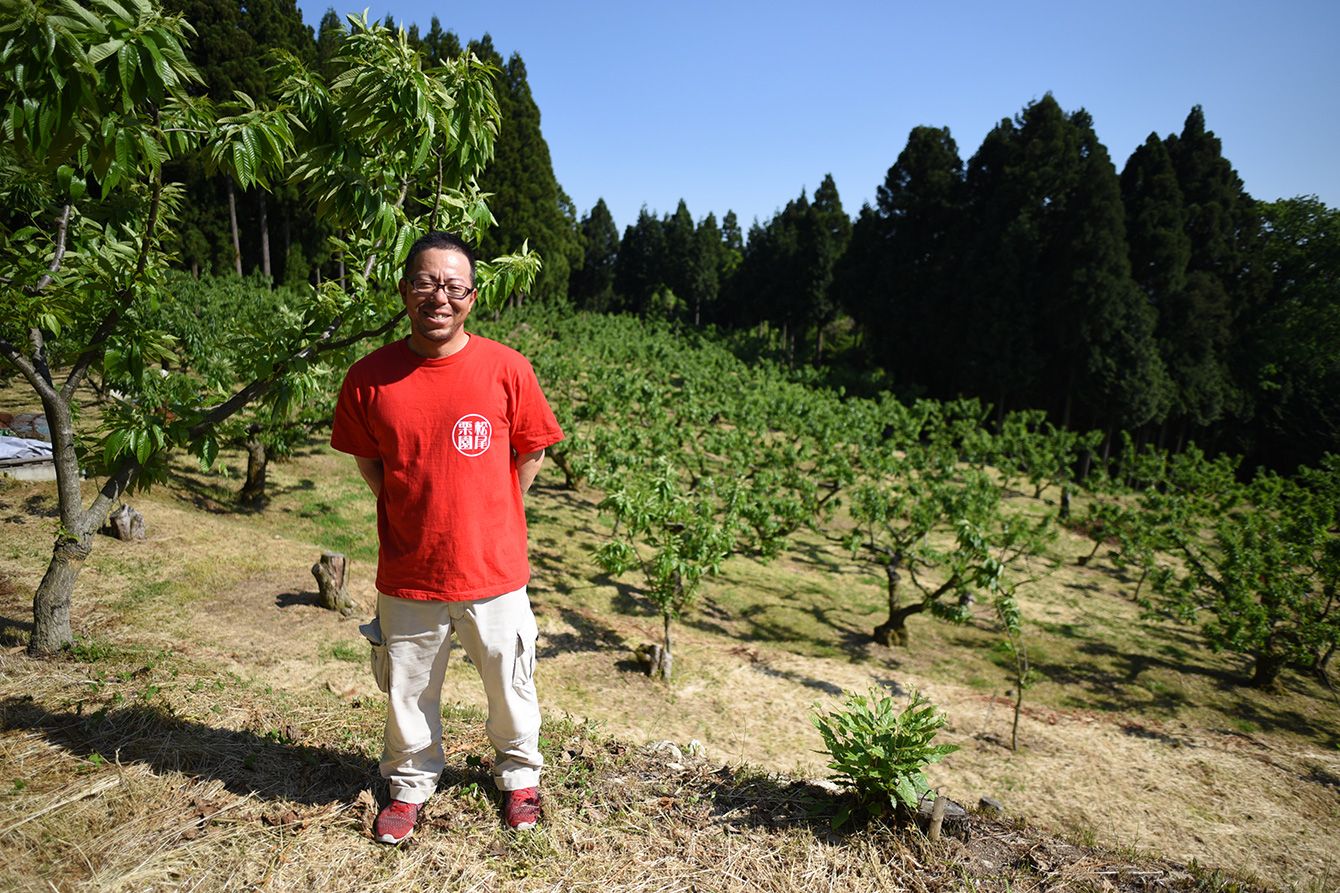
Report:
106,504,145,541
311,551,354,617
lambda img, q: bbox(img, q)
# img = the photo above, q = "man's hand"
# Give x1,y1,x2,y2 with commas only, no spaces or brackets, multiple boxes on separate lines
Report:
355,456,384,498
516,449,545,495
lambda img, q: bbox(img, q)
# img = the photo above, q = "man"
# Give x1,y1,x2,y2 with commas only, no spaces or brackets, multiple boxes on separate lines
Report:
331,231,563,844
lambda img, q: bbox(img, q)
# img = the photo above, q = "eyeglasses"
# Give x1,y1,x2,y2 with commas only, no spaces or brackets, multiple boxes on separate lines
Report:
407,277,475,300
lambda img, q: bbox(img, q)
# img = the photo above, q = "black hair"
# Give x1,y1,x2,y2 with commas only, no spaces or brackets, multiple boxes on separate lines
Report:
402,231,476,285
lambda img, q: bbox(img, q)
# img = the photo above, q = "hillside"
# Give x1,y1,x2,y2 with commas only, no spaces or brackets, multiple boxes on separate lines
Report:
1,421,1336,890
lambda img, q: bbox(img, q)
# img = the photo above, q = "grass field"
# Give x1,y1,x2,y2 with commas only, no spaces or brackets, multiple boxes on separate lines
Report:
1,379,1338,891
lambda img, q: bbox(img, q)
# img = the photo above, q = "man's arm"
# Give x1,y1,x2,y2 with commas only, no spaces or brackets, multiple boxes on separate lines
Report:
355,455,384,498
516,449,545,495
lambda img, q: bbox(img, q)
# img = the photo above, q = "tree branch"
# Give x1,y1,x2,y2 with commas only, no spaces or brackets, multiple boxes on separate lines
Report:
0,337,59,405
28,327,54,388
78,454,145,538
131,168,165,282
318,308,404,352
33,204,72,293
358,180,414,282
187,309,404,439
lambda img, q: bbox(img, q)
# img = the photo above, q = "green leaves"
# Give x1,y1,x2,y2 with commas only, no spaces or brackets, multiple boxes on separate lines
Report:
206,94,293,189
812,688,958,826
1147,460,1340,687
0,0,201,179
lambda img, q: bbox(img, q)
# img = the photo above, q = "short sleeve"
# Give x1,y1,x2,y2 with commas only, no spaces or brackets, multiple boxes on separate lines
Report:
330,368,381,458
508,360,564,455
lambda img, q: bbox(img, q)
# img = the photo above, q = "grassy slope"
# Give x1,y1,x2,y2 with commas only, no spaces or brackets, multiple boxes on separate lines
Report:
0,383,1337,890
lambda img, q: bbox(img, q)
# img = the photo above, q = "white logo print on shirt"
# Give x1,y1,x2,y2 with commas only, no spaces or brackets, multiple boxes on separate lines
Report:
452,414,492,457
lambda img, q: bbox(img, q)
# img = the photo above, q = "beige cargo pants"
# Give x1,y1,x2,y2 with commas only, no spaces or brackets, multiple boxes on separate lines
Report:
377,586,542,804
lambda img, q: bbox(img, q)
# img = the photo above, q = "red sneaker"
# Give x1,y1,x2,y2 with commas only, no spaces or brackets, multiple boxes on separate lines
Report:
503,787,541,831
373,799,420,844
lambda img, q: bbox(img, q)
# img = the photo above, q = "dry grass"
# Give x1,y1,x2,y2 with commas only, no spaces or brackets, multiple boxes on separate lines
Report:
0,645,1232,893
0,378,1337,889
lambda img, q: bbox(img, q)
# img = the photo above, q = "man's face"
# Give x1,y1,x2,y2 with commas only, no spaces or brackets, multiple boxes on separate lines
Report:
399,247,476,357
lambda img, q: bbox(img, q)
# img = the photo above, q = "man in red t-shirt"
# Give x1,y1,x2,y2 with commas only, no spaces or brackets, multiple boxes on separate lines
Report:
331,231,563,844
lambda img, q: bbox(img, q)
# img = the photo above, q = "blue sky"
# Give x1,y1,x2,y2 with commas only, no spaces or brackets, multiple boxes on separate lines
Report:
295,1,1339,233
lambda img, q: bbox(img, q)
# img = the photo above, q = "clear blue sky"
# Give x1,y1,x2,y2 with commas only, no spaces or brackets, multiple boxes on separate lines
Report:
294,0,1339,233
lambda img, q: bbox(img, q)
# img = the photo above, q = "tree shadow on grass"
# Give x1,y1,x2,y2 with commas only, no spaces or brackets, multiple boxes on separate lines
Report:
771,536,850,575
696,598,874,664
275,590,324,609
0,695,381,805
1216,694,1339,742
1074,639,1243,689
164,468,316,516
754,662,845,697
0,613,32,648
536,606,627,660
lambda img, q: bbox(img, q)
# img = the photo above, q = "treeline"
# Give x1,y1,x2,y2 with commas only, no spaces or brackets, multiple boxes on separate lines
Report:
164,1,579,300
162,4,1336,472
569,102,1339,475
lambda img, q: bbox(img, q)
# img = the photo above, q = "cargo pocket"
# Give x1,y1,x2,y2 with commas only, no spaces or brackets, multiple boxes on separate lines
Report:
512,630,537,695
359,616,390,694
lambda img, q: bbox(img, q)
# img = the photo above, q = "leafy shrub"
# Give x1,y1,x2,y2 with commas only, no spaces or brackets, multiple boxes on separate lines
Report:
812,688,959,826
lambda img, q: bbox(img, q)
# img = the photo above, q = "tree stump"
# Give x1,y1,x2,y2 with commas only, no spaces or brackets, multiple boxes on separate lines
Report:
311,551,355,617
917,794,969,840
635,642,672,680
106,504,145,541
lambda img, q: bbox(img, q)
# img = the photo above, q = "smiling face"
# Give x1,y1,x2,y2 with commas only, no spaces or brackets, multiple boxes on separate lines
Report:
399,246,476,358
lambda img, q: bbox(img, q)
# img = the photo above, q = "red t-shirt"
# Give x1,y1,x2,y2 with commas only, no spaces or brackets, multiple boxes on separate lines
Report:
330,335,564,601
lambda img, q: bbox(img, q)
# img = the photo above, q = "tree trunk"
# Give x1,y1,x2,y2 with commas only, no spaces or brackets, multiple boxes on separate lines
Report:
1315,641,1336,691
239,424,268,505
258,192,271,280
1251,652,1285,689
29,535,91,653
1077,534,1103,566
657,612,674,680
548,446,577,490
1059,484,1071,521
1011,680,1024,752
30,389,86,654
1131,566,1150,601
873,554,921,646
311,551,355,616
29,395,139,654
227,181,242,276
